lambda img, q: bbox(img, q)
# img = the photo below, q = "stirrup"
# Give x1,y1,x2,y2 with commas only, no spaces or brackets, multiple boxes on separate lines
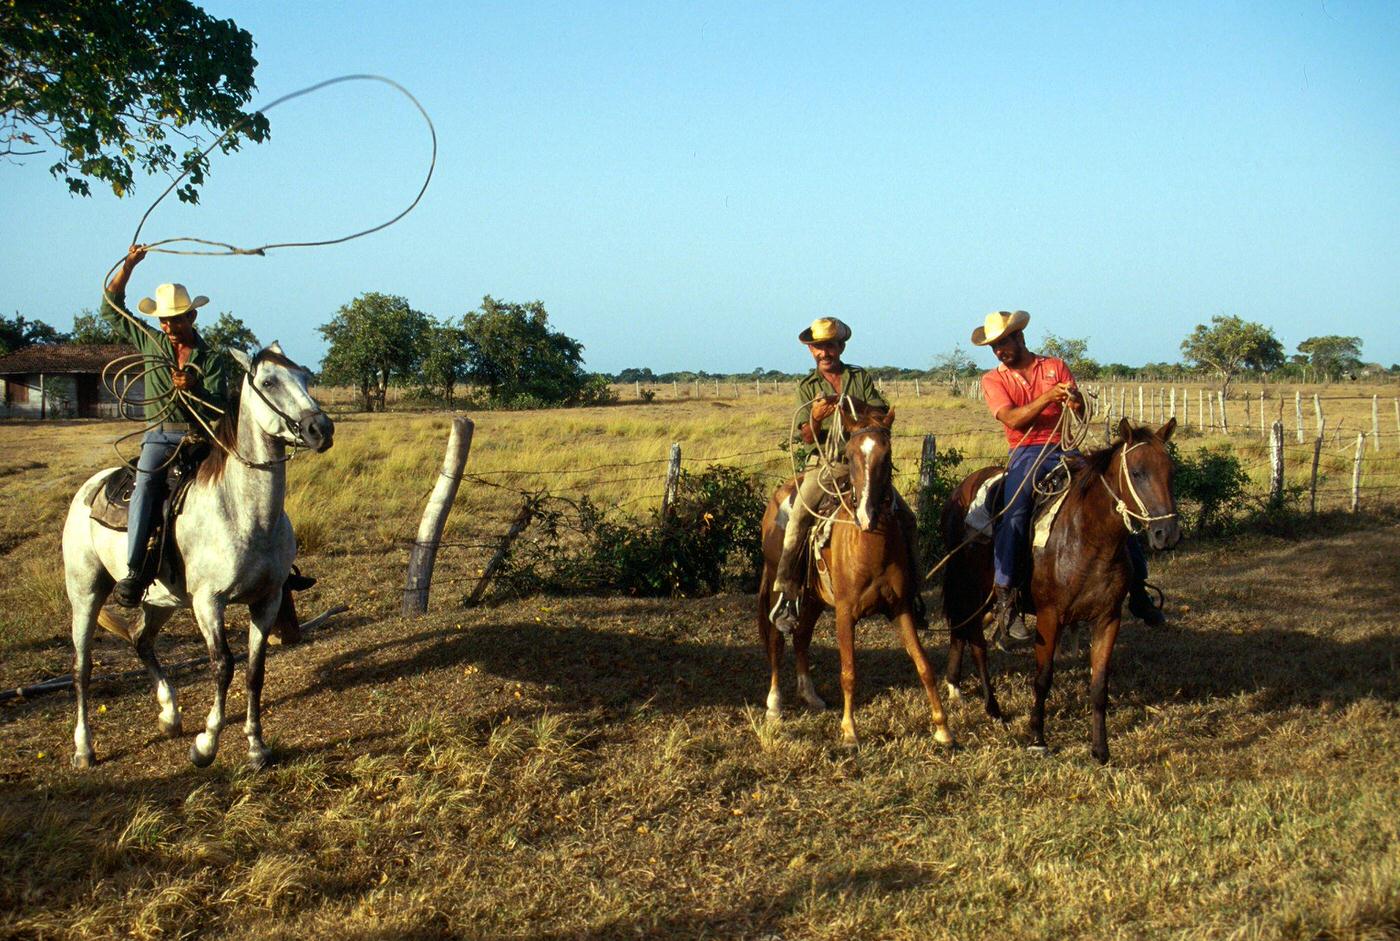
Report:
769,592,800,636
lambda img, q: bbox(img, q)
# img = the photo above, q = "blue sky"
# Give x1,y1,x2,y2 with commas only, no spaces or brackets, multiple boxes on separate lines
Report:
3,1,1397,375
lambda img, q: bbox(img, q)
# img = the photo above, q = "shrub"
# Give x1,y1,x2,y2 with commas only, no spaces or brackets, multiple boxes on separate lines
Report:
495,465,765,599
1168,442,1251,536
913,443,965,568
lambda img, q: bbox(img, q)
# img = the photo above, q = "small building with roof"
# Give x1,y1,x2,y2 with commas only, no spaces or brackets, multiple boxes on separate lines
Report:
0,344,142,419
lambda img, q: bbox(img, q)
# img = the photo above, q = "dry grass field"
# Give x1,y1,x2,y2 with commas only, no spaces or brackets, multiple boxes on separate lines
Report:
1,385,1397,939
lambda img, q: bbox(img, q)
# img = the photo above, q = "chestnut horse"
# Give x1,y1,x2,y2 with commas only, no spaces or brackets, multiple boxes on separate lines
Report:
757,398,955,748
941,418,1179,763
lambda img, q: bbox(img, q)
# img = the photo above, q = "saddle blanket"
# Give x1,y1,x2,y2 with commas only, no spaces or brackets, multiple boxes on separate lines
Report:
963,470,1070,550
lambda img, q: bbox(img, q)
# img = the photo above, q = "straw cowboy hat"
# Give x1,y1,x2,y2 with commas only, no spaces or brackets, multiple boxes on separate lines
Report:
798,317,852,345
971,310,1030,346
137,283,209,319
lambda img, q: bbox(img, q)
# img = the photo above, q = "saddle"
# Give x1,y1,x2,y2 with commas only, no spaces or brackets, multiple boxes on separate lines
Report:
85,440,209,587
964,461,1073,551
774,473,847,600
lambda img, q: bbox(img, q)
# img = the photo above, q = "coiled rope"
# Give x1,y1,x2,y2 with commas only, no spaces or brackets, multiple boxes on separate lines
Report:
100,74,436,469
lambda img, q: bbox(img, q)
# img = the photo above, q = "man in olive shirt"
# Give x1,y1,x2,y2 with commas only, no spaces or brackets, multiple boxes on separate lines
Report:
102,245,232,606
771,317,925,633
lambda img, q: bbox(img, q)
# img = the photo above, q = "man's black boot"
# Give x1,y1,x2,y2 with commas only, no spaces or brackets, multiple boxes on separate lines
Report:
112,574,146,608
1127,582,1166,627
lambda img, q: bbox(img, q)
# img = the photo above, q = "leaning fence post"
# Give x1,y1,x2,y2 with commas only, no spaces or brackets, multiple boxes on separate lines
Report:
1269,420,1284,506
1309,436,1322,515
402,416,474,617
661,442,682,517
1351,433,1365,512
466,496,536,607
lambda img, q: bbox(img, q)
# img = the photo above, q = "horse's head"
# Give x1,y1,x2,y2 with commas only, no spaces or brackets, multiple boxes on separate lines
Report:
1112,417,1179,550
230,342,335,453
838,397,896,532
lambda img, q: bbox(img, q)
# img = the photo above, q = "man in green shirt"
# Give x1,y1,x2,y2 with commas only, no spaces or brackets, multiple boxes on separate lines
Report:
770,317,925,633
102,245,233,606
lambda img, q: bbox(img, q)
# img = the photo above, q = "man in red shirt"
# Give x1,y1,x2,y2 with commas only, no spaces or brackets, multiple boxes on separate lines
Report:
974,310,1162,646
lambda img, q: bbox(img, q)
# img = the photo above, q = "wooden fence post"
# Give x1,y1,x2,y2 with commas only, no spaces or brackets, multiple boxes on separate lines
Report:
1350,433,1365,512
918,434,937,511
1199,389,1205,430
1372,396,1380,451
1269,420,1284,506
914,378,921,397
1295,390,1304,443
1314,393,1324,439
1169,387,1176,421
661,442,682,517
466,496,536,606
1219,391,1229,434
1309,436,1322,515
402,416,474,617
1137,385,1144,422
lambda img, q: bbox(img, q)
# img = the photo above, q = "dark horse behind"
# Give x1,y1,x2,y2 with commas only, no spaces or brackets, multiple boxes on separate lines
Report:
941,418,1180,763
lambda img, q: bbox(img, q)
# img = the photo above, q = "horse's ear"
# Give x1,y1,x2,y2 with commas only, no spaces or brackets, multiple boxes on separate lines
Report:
1157,417,1177,443
228,348,252,373
268,340,285,355
879,407,896,428
1117,417,1132,442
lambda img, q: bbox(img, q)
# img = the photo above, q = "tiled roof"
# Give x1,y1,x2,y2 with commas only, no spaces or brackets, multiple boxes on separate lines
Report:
0,344,139,375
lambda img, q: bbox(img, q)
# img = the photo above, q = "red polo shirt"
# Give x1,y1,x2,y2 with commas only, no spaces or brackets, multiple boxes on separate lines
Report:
981,355,1075,448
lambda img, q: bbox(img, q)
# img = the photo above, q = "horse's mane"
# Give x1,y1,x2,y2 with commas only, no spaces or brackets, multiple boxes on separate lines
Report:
195,369,243,485
1068,425,1156,498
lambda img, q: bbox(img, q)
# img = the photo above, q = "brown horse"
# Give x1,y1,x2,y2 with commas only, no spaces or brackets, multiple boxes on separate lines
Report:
941,418,1179,763
757,398,955,748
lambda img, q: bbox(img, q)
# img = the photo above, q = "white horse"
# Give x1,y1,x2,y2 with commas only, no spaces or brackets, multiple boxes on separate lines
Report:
62,342,333,770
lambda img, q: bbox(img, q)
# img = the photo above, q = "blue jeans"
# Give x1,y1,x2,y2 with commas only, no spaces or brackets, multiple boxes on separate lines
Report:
994,444,1147,588
127,430,185,575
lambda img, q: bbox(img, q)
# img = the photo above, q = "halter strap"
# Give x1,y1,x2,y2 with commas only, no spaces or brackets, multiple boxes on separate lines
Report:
1099,440,1177,534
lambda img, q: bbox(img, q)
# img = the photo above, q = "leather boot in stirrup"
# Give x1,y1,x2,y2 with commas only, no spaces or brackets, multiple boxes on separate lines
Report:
991,585,1030,650
1127,581,1166,627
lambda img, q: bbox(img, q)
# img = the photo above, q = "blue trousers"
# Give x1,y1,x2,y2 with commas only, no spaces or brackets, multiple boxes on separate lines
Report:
127,430,185,575
994,443,1147,588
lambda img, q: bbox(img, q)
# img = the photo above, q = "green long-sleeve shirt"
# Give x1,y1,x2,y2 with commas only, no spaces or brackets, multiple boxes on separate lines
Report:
102,292,232,427
792,364,888,464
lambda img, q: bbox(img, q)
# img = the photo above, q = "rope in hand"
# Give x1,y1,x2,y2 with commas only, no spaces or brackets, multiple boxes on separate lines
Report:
99,74,436,469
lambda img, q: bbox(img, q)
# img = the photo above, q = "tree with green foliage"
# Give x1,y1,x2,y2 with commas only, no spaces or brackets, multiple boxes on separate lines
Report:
461,296,597,407
1180,315,1284,398
1040,333,1100,379
318,293,430,412
1297,335,1363,381
418,317,471,404
1,0,267,201
0,312,65,355
201,312,260,356
930,347,975,392
69,308,123,345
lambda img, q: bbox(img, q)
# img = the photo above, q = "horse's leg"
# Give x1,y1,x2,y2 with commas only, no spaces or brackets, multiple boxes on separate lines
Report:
758,574,786,718
132,605,181,738
189,594,234,768
243,592,279,770
894,612,955,746
1088,613,1122,765
1027,606,1064,754
835,606,859,745
792,601,825,711
943,631,965,705
968,617,1004,722
68,583,105,769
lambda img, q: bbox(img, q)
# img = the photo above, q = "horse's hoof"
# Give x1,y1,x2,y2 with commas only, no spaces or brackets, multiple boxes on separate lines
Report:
802,696,828,712
247,749,272,772
1026,744,1051,757
160,718,183,740
944,682,962,704
765,707,782,721
1092,748,1110,766
189,743,216,768
934,727,957,748
71,751,96,770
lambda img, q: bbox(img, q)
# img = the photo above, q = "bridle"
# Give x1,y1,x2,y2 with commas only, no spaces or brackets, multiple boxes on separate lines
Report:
845,423,895,519
1099,439,1176,534
182,360,325,470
